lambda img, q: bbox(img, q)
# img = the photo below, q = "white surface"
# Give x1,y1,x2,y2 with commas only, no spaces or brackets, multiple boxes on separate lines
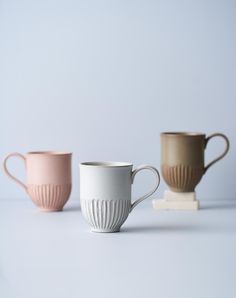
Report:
1,198,236,298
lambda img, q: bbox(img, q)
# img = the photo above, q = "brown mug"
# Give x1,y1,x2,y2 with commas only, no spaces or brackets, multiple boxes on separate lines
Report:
161,132,230,192
3,151,72,211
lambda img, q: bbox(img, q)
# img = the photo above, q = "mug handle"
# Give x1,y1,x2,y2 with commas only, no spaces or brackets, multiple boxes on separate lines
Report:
130,165,160,212
204,133,230,173
3,153,27,191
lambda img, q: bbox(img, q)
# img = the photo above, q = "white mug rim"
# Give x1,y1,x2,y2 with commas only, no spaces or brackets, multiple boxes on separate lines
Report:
80,161,132,167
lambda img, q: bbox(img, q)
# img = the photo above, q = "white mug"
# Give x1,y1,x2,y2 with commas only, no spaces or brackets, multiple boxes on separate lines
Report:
80,161,160,233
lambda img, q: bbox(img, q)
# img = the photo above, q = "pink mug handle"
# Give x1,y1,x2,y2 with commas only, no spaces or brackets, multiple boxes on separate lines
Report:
3,153,27,191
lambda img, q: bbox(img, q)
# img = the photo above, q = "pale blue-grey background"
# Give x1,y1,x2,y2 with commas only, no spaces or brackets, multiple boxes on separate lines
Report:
1,0,235,201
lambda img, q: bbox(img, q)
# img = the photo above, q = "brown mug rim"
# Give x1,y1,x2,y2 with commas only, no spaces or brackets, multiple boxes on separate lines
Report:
161,132,205,137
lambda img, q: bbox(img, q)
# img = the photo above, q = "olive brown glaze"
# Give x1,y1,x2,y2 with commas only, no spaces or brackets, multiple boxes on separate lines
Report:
161,132,230,192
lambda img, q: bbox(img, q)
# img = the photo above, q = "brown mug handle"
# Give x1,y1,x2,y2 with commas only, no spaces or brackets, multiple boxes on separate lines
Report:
3,153,27,191
204,133,230,173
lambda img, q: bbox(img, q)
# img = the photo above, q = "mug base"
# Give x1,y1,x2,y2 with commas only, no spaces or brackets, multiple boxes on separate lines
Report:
91,228,120,233
170,187,195,193
39,208,63,212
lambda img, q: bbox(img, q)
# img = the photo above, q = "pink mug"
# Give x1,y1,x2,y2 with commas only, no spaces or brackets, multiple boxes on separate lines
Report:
3,151,72,211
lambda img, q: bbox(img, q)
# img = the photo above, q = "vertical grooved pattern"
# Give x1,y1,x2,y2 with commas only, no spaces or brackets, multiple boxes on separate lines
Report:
27,184,71,210
81,199,130,232
162,165,204,192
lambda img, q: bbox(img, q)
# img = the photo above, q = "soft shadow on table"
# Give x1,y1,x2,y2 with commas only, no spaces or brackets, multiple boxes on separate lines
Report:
201,200,236,210
123,224,202,234
123,223,236,234
63,205,81,212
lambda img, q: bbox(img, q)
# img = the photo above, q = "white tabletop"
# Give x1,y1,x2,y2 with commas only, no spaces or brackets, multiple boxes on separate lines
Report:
1,198,236,298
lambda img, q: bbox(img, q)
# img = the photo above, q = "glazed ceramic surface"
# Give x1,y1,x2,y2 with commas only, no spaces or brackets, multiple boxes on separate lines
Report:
3,151,72,211
161,132,230,192
80,162,160,233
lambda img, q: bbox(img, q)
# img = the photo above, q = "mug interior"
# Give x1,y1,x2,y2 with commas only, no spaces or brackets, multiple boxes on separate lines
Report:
80,161,132,167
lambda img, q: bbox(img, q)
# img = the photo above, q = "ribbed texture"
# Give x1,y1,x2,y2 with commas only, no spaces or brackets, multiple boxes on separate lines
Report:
28,184,71,210
162,165,204,192
81,199,130,231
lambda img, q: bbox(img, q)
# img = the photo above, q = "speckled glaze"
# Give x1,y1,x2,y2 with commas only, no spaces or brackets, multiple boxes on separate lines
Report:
161,132,230,192
3,151,72,211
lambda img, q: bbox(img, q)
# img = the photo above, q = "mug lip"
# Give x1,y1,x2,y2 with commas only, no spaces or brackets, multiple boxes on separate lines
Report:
80,161,133,167
161,132,205,137
27,151,72,156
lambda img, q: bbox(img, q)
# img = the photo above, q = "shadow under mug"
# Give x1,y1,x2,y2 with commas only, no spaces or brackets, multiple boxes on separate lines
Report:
80,161,160,233
161,132,230,192
3,151,72,211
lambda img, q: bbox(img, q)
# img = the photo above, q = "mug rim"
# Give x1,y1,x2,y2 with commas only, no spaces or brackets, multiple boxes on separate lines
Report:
161,132,205,137
27,151,72,155
80,161,133,167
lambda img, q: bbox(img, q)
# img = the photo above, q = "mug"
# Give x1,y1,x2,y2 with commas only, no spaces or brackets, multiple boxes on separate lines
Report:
161,132,230,192
3,151,72,211
80,161,160,233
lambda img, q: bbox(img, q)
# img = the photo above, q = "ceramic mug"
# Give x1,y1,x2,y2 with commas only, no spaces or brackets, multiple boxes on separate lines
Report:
161,132,230,192
80,161,160,233
3,151,72,211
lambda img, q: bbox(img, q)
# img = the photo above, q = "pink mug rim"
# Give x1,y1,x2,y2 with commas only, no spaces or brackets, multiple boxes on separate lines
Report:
27,151,72,156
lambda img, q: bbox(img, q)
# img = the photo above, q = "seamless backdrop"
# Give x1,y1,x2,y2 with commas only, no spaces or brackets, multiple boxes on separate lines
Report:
1,0,236,201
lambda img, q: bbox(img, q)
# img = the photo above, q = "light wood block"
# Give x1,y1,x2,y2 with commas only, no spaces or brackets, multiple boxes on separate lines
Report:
164,190,196,201
152,190,199,210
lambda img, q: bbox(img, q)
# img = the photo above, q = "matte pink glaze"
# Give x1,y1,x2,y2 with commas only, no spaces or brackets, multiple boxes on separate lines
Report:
3,151,72,211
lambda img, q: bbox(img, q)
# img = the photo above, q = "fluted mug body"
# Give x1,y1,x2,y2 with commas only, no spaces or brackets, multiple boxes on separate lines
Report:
161,132,229,192
80,162,160,233
4,152,72,211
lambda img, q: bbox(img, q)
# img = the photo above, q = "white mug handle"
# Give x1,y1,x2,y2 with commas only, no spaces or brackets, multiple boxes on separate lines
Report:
131,165,160,212
3,153,27,191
